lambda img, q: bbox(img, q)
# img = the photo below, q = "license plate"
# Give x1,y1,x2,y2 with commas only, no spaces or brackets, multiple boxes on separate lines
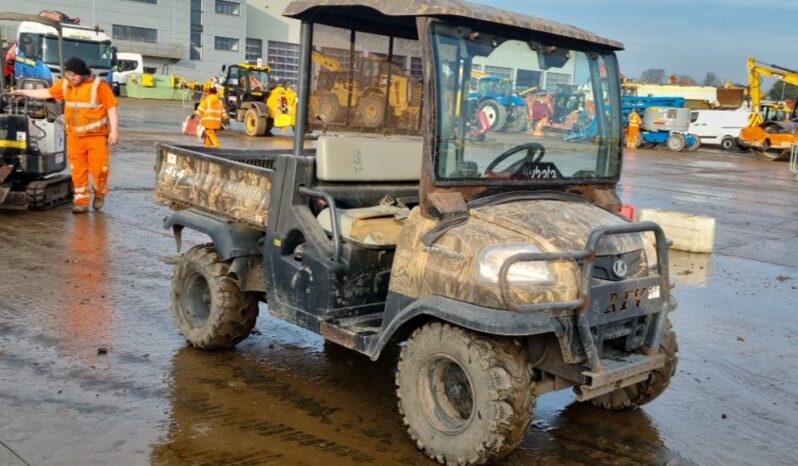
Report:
648,286,661,299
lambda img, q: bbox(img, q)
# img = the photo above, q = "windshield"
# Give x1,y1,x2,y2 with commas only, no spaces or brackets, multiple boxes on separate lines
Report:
41,36,112,69
432,24,622,185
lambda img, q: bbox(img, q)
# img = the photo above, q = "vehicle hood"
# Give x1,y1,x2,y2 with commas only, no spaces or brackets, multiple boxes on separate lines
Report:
469,199,645,255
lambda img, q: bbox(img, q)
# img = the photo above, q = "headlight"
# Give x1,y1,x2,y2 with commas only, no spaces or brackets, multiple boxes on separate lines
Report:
476,244,553,285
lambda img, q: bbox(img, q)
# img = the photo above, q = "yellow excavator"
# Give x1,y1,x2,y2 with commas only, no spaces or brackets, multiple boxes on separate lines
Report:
740,56,798,160
311,50,420,128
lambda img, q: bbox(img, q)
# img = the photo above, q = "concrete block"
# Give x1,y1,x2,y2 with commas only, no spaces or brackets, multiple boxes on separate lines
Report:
639,208,715,253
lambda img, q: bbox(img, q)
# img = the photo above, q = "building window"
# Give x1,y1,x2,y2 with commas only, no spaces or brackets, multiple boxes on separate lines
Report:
215,0,240,15
545,72,571,91
128,0,157,4
410,57,422,80
484,65,513,82
516,69,542,91
215,36,239,52
190,0,203,60
268,41,300,86
245,38,262,62
112,25,157,43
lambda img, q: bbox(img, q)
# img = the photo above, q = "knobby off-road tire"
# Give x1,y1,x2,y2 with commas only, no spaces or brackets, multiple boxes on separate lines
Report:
397,322,535,465
504,106,529,133
588,320,678,410
171,244,259,350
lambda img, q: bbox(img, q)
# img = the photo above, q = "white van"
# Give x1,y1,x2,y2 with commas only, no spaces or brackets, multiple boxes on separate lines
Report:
113,52,143,87
689,109,749,150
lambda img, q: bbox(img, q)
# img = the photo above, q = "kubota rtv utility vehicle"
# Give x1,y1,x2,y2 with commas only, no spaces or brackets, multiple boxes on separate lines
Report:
155,1,678,463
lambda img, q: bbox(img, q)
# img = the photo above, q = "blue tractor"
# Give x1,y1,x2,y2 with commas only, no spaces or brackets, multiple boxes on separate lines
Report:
469,75,529,132
622,96,700,152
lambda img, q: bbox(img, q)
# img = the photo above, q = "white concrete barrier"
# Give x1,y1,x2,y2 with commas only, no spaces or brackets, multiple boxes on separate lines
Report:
639,208,716,254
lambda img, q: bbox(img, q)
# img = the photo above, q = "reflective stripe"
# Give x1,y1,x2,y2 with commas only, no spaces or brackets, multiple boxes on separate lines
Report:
15,56,36,66
73,117,109,132
89,78,101,107
74,186,89,193
65,102,103,109
0,140,27,149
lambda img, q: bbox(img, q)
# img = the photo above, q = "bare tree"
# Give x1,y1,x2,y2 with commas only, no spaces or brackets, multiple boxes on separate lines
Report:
677,74,696,85
640,68,666,84
702,72,722,87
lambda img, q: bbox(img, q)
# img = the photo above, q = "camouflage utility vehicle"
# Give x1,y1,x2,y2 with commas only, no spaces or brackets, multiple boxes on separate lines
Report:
155,1,678,463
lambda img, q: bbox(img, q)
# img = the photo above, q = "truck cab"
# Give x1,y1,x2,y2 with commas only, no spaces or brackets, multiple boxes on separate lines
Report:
156,1,678,463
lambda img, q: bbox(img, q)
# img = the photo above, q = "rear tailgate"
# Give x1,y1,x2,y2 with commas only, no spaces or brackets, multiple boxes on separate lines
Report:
154,144,277,229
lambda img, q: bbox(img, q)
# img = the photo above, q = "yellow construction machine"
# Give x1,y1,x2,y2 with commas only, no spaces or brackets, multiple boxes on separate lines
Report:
311,50,420,128
740,56,798,160
216,62,298,136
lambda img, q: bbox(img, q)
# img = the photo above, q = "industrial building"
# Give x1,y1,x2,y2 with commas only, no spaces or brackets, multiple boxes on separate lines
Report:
1,0,301,82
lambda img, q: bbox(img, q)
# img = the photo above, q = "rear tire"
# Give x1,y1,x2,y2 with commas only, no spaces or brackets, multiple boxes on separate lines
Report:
587,320,678,410
171,244,259,350
686,135,701,152
505,106,529,133
721,136,736,151
397,322,535,465
666,133,686,152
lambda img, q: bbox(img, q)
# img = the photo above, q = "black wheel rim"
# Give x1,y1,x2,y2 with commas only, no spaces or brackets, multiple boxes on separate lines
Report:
184,272,211,327
417,355,475,434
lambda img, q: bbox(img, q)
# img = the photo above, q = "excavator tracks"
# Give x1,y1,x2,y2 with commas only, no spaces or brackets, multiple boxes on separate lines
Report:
25,175,74,211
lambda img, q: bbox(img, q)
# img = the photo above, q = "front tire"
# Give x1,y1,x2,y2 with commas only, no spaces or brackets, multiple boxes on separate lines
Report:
244,108,267,136
588,320,678,410
397,322,535,465
505,106,529,133
171,244,259,350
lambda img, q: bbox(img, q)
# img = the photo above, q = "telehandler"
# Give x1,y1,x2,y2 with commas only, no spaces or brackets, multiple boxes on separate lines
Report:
155,1,678,463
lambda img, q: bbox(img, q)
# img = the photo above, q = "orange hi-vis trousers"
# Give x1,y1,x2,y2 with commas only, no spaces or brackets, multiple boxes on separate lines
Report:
68,134,110,206
204,129,220,148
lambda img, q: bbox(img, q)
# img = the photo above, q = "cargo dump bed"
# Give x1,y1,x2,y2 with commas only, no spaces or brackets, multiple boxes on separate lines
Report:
154,144,314,230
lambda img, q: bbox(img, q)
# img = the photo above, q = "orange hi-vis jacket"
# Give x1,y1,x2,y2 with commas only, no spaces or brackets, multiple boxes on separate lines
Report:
629,111,643,127
197,94,225,130
49,77,115,137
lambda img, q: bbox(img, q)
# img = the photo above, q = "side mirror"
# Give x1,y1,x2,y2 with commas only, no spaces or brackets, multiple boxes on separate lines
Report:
110,46,118,67
221,64,227,73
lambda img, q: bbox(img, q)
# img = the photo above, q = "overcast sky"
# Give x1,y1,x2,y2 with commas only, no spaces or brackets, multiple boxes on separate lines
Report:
484,0,796,86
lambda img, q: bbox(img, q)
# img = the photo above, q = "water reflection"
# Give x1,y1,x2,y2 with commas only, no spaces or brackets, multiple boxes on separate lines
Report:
152,333,684,465
59,214,116,358
669,250,713,288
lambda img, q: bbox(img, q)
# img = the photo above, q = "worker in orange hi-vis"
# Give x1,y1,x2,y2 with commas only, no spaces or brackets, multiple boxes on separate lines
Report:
627,108,642,150
196,87,227,148
13,57,119,214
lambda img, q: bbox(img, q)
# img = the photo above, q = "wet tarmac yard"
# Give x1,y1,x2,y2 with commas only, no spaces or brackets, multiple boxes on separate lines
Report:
1,99,797,466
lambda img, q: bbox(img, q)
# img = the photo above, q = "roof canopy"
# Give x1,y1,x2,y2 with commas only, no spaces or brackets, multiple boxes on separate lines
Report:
283,0,623,50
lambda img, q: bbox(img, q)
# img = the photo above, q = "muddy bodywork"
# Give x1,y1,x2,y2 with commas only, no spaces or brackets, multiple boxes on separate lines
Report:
154,145,282,229
283,0,624,51
388,198,648,308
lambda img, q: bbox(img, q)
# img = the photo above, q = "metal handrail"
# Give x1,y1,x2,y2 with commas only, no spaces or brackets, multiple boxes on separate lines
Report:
498,221,671,372
298,186,342,263
790,145,798,181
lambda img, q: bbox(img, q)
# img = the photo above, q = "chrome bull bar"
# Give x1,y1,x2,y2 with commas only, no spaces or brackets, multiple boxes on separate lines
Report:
498,221,672,372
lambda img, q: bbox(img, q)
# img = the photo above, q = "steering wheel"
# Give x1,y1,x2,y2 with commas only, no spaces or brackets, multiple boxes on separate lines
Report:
484,143,546,177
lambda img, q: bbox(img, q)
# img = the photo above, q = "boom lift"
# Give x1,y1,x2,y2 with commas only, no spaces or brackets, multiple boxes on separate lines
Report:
740,56,798,160
0,13,72,210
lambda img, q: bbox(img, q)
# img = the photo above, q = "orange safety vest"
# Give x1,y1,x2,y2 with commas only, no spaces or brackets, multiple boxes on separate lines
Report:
197,94,225,130
62,77,110,136
629,112,642,127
